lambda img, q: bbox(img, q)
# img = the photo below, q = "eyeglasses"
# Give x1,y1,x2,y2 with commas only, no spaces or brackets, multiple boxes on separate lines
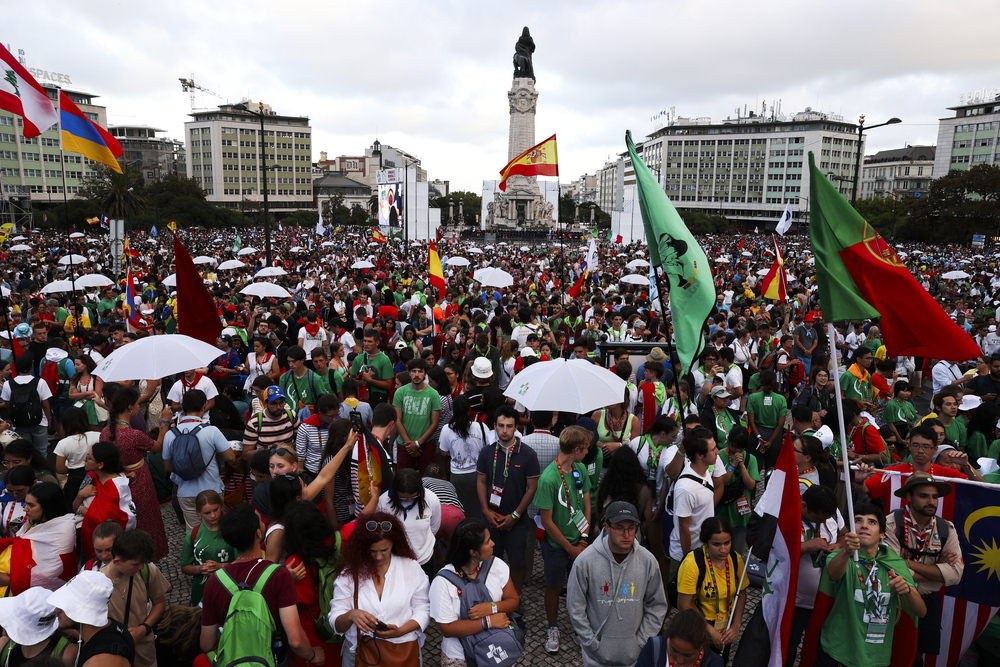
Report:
793,448,804,454
1,460,26,468
607,523,639,535
910,443,937,451
365,521,393,532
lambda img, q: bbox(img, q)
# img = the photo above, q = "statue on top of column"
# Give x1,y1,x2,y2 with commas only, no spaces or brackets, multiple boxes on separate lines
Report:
513,27,535,81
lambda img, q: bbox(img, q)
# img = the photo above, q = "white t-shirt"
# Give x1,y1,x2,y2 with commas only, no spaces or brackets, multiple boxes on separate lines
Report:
54,432,101,469
166,375,219,405
378,489,442,566
1,375,53,427
299,326,328,356
669,462,716,561
429,558,511,660
336,331,356,366
438,422,489,475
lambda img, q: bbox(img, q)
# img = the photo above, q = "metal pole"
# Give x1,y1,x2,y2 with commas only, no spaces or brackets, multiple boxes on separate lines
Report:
58,150,78,307
851,117,865,206
259,105,272,266
827,322,858,561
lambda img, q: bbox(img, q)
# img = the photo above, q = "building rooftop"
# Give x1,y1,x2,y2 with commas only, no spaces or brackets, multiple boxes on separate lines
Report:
314,172,370,189
865,145,936,164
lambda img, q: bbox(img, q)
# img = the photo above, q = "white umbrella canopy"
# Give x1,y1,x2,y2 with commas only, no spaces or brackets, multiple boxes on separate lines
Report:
473,267,514,288
58,254,87,265
69,232,85,239
162,273,177,287
520,246,530,251
467,247,484,254
217,259,246,270
40,280,76,294
351,260,375,269
503,358,628,413
620,274,649,285
193,256,218,265
290,246,307,252
756,268,770,276
9,244,31,251
446,256,471,267
240,282,292,299
94,334,225,382
11,236,26,241
74,274,114,288
942,270,971,280
254,266,287,278
236,247,258,256
484,245,495,250
321,241,336,247
626,259,650,269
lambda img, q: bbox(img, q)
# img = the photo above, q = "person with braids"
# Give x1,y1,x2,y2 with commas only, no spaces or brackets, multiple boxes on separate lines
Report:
330,511,429,667
100,385,172,561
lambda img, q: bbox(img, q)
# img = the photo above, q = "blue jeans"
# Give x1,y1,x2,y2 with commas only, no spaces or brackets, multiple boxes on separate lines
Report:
15,424,49,460
796,356,812,378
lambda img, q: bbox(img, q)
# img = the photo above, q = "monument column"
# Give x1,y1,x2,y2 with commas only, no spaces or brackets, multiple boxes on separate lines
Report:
506,78,540,195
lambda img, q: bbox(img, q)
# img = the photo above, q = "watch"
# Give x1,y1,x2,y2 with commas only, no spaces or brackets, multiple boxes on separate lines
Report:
140,622,153,636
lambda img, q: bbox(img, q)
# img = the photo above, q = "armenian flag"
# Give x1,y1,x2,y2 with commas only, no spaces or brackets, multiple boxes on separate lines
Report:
58,92,122,173
498,134,558,191
123,267,148,332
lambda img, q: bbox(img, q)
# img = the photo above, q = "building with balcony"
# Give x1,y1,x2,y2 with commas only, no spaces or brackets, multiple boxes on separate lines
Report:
860,145,935,200
933,94,1000,178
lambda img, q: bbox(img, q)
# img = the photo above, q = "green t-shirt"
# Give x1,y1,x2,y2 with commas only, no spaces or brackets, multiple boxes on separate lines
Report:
585,448,603,511
818,545,917,667
97,297,116,315
318,369,342,395
279,369,331,410
966,431,990,462
943,419,967,451
349,351,394,399
535,460,593,549
391,382,441,445
840,370,873,403
882,399,917,427
746,390,787,429
715,449,760,528
180,523,238,605
747,373,762,393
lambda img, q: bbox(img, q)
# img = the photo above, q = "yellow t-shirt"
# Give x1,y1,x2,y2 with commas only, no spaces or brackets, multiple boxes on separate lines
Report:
677,549,748,622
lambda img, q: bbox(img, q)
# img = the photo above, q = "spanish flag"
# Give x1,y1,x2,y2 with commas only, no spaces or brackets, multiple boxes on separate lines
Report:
759,236,787,301
428,241,446,296
372,228,387,243
499,134,558,191
58,92,122,173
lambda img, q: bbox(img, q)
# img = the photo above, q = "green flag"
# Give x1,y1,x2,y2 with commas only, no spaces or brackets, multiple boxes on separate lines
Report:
626,130,715,375
232,233,242,253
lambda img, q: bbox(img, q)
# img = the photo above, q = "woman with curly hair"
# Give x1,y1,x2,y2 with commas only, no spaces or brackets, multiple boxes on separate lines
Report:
330,511,429,667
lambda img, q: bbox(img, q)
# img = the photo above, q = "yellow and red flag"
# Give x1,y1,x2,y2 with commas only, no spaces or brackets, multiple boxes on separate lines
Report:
760,236,787,301
499,134,558,191
167,219,177,232
428,241,446,296
372,228,387,243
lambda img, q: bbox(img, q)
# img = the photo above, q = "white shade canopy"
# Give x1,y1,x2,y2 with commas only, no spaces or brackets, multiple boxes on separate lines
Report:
351,260,375,269
620,274,648,285
254,266,287,278
58,254,87,265
626,259,649,269
69,232,85,239
236,247,258,256
240,282,292,298
502,358,628,413
94,334,226,382
40,280,76,294
446,256,471,267
217,259,246,270
193,256,218,265
473,267,514,288
74,274,114,288
162,273,177,287
8,244,31,251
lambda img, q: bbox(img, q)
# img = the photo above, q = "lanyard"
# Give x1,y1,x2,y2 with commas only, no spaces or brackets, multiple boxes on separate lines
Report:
668,650,704,667
705,548,732,619
556,463,581,512
644,437,666,479
491,442,514,484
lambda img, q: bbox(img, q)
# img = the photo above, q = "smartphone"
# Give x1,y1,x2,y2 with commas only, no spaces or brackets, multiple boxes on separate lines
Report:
375,620,389,632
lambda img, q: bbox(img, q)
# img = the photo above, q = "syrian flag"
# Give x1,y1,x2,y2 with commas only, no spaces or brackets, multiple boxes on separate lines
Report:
742,439,800,666
775,203,793,235
0,514,77,595
80,473,137,557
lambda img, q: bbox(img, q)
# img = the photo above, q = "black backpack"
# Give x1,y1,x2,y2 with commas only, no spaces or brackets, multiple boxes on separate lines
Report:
892,508,950,560
666,546,738,608
9,377,43,427
167,424,210,481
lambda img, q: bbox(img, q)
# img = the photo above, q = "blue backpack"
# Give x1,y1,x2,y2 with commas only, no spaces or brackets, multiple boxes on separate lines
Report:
167,424,209,481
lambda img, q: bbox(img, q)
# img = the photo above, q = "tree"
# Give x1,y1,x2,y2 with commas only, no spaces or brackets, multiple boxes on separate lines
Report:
905,164,1000,242
853,196,908,240
77,164,147,219
432,190,481,225
678,210,730,234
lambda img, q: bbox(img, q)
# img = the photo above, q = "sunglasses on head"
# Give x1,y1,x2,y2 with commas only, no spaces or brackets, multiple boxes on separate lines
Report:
366,521,393,532
273,447,291,457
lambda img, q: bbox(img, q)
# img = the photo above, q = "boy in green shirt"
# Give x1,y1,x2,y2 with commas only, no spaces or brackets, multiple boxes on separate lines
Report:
392,358,440,472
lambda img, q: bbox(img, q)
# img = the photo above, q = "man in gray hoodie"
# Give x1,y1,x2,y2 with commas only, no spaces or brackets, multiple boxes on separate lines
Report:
567,501,668,667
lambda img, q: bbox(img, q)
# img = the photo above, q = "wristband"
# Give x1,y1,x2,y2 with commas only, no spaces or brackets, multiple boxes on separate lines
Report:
141,622,153,636
481,618,488,630
726,465,734,472
486,615,492,629
491,602,498,614
510,510,520,521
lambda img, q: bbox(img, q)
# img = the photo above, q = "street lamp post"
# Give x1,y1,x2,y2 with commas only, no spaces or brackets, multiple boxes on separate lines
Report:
851,115,902,206
233,101,273,265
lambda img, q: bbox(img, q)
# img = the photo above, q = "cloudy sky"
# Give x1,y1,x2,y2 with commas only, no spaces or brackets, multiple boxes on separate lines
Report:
15,0,1000,194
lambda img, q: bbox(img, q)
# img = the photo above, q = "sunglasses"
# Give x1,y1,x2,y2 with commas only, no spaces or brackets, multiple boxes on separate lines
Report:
273,448,291,457
366,520,393,532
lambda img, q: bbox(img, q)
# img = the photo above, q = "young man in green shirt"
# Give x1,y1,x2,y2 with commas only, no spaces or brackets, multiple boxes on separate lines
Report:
349,329,394,406
280,345,331,414
816,503,926,667
392,358,441,472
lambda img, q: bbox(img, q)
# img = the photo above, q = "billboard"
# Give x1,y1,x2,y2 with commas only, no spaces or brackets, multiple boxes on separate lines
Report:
378,184,402,228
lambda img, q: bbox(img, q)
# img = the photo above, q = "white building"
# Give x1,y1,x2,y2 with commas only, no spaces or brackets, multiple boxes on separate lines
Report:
860,146,935,201
933,92,1000,178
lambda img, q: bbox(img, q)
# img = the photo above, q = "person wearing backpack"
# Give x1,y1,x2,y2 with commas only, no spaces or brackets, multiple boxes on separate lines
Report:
200,503,322,667
163,389,237,531
567,501,668,667
430,518,522,667
0,354,52,460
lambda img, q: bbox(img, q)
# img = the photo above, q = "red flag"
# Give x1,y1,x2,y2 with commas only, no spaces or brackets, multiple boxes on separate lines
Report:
737,237,746,252
614,235,623,244
759,236,788,301
428,242,446,296
173,232,222,345
567,270,588,298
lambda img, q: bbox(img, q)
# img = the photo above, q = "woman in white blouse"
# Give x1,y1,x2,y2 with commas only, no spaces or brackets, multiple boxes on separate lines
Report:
244,337,279,391
330,512,430,666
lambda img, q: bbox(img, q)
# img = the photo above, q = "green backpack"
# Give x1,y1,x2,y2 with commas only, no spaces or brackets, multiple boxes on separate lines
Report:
313,532,344,643
212,563,280,667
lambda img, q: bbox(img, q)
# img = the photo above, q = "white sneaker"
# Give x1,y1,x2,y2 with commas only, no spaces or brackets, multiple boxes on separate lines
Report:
545,626,559,654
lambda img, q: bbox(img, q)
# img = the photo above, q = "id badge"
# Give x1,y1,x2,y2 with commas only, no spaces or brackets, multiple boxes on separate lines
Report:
571,509,589,534
865,618,887,644
714,617,727,631
736,496,751,516
490,484,503,508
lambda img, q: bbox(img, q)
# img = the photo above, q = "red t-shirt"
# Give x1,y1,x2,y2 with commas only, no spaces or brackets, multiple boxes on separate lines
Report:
864,463,967,509
201,558,299,629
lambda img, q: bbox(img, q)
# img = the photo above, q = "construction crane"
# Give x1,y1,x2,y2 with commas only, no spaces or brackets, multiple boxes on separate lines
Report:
179,75,221,111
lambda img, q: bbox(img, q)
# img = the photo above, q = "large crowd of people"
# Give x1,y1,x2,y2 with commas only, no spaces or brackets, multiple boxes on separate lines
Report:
0,224,996,667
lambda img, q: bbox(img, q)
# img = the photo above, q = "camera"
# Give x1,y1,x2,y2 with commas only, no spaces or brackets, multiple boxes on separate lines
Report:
349,410,365,433
359,364,374,375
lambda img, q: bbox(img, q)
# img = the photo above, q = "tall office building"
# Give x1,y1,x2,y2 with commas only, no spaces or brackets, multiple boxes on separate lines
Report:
933,92,1000,178
184,102,314,211
108,125,186,183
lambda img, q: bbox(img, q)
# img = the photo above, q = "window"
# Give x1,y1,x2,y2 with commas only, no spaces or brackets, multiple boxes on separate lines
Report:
954,139,972,149
23,168,40,177
0,168,18,177
972,154,990,163
977,138,994,147
0,150,14,160
0,133,16,143
0,117,11,126
21,152,39,161
952,155,971,163
221,127,238,134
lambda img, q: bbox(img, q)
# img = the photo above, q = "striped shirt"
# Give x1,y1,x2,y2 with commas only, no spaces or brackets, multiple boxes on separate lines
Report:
242,409,297,452
423,477,463,511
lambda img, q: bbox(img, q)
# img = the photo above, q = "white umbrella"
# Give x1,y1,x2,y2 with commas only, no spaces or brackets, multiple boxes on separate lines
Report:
756,268,770,276
503,358,628,413
484,245,495,250
620,274,649,285
9,244,31,251
40,280,76,294
715,257,729,263
69,232,85,239
254,266,287,278
74,274,114,288
321,241,336,247
498,242,508,246
94,334,226,382
616,252,628,257
468,247,484,254
351,260,375,269
520,246,530,251
473,267,514,288
626,259,650,269
193,256,218,265
741,251,752,257
942,270,971,280
58,254,87,265
236,247,258,256
290,246,307,252
11,236,26,241
240,282,292,298
446,256,471,267
162,273,177,287
217,259,246,270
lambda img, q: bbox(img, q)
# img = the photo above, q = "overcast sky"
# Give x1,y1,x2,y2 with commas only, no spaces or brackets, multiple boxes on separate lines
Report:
15,0,1000,194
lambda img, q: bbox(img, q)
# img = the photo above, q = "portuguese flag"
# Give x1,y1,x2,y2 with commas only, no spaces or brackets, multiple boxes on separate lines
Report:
808,153,979,360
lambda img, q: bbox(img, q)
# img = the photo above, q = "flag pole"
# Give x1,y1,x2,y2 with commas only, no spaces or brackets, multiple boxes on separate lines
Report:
827,321,858,560
726,545,754,629
650,267,697,435
58,149,79,308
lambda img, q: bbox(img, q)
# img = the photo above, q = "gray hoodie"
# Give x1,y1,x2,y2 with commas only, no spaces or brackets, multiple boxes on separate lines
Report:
566,531,668,667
